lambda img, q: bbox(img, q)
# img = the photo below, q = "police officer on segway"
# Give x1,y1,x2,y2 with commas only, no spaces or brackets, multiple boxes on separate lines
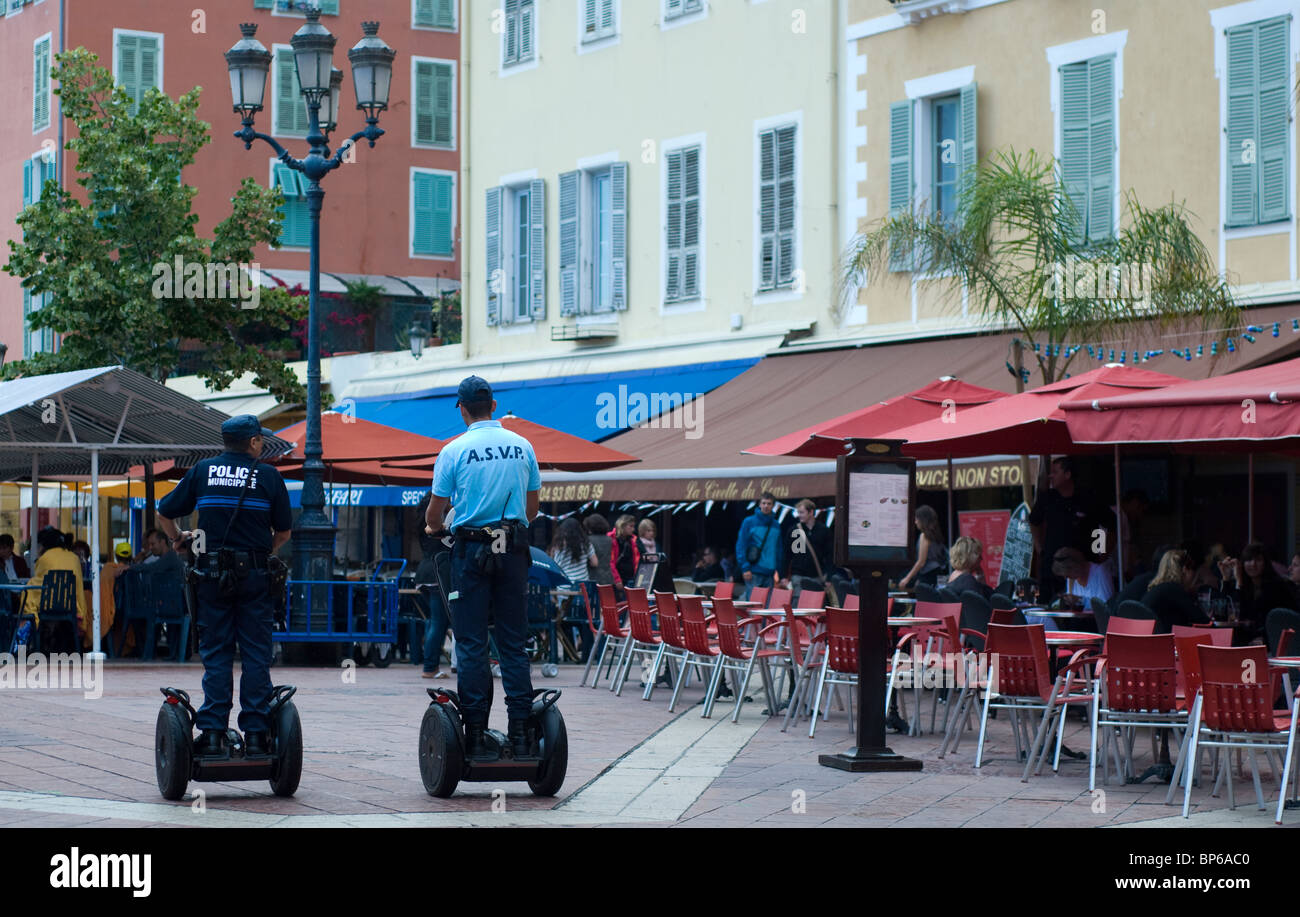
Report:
156,415,292,758
425,376,541,761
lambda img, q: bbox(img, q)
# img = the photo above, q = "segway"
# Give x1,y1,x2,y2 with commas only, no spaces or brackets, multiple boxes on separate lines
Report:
416,533,568,798
155,685,303,800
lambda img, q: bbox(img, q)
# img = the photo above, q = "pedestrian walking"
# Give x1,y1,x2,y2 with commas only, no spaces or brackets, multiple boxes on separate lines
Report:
735,492,784,600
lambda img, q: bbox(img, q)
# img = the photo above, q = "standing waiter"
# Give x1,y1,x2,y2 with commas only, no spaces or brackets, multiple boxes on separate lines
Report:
157,415,292,757
425,376,541,761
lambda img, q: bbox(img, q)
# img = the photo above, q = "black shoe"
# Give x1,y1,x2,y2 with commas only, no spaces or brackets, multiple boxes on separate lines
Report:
886,712,910,734
463,722,492,761
655,671,673,687
244,731,268,757
508,719,537,759
193,729,227,757
715,684,734,700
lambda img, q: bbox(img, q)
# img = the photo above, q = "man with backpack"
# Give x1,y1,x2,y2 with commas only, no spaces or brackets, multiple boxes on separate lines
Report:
736,492,784,601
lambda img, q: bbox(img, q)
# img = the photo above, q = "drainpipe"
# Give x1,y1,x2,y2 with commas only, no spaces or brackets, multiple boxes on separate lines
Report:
459,1,471,357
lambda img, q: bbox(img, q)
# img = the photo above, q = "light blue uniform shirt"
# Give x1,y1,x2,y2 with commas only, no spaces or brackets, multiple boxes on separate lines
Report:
432,420,541,531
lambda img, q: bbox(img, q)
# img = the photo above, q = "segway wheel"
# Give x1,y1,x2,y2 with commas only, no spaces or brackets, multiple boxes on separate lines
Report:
155,702,192,801
269,701,303,798
527,704,568,797
419,703,463,798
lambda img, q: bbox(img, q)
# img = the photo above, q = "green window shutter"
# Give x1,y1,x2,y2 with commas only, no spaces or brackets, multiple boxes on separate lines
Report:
414,61,434,144
519,1,534,61
117,34,138,112
414,0,434,27
484,186,503,326
275,164,309,247
254,0,274,8
23,290,32,359
504,0,518,63
319,0,340,14
528,178,546,319
1059,61,1091,243
434,63,453,145
22,158,34,208
275,49,309,135
558,170,580,315
139,36,159,100
34,37,51,132
1257,17,1289,223
434,0,455,28
958,81,977,204
610,162,628,310
1086,56,1115,242
412,172,452,256
888,99,913,271
1225,25,1259,227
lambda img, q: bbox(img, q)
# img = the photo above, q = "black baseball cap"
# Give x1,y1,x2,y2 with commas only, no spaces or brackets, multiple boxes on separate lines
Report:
456,375,493,407
221,414,273,439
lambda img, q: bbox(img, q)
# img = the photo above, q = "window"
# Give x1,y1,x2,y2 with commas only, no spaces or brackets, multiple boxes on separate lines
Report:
583,0,616,42
1059,55,1116,242
412,170,454,257
114,31,162,116
664,0,703,21
22,151,57,208
413,0,456,30
757,124,796,291
503,0,536,68
888,78,977,271
273,162,310,248
273,48,309,137
665,145,701,303
23,290,54,358
33,35,51,133
559,162,627,315
485,179,545,325
412,59,454,148
1226,16,1290,228
253,0,340,15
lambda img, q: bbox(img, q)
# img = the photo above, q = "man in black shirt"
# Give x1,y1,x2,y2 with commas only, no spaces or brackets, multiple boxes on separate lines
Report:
1029,457,1101,603
785,499,834,605
157,415,292,758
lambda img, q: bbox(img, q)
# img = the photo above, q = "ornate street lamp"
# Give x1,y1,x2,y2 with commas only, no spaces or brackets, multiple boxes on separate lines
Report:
224,10,394,596
408,322,427,361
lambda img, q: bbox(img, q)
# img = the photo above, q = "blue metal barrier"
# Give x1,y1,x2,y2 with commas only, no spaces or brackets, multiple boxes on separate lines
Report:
277,558,407,643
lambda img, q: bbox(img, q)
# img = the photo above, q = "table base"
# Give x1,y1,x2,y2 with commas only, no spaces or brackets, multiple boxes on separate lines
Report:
819,747,923,773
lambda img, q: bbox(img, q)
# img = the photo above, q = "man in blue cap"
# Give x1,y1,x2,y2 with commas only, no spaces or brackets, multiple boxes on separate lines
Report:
425,376,542,760
157,414,292,758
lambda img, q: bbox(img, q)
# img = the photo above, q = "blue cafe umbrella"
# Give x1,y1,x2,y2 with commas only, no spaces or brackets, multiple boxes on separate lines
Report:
529,547,571,587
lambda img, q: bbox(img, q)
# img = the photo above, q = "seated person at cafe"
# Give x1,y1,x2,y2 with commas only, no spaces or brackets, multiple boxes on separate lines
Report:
691,546,725,583
121,529,187,655
1289,548,1300,590
945,536,992,602
1051,546,1114,608
1143,548,1209,633
1218,542,1299,646
0,533,31,581
24,527,86,654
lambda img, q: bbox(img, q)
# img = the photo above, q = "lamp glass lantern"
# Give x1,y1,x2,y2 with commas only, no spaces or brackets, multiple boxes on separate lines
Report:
323,67,343,133
408,322,427,360
224,23,272,114
290,8,337,101
348,21,395,117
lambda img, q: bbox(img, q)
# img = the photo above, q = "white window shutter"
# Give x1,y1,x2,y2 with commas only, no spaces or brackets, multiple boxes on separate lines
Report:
504,0,518,63
665,151,683,301
775,125,796,286
485,185,503,326
682,146,700,298
958,82,977,204
529,178,546,319
610,162,628,310
519,1,534,61
758,128,776,287
888,100,913,271
559,170,580,316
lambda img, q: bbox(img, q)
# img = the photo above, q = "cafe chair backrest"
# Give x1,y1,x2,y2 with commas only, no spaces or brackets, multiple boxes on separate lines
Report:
985,623,1051,701
1197,644,1276,733
655,591,687,650
842,593,860,610
625,588,657,643
677,594,715,657
749,586,771,607
1105,633,1178,713
796,589,824,609
713,581,735,600
38,569,78,618
823,607,859,675
768,587,792,610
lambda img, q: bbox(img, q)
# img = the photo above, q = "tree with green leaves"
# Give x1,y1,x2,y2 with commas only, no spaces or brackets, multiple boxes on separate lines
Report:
840,149,1242,387
4,47,306,403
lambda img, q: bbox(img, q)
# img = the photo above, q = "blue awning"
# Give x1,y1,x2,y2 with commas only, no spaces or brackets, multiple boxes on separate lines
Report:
283,482,427,508
351,359,757,442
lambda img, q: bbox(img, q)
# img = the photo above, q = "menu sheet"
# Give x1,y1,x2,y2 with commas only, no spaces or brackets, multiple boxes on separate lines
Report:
847,471,910,548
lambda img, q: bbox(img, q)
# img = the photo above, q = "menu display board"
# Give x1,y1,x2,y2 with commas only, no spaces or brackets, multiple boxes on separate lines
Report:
959,509,1011,584
997,502,1034,586
836,457,915,567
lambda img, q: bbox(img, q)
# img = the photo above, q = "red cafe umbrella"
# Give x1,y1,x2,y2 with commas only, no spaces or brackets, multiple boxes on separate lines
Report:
1062,354,1300,447
272,412,445,463
744,377,1009,458
887,365,1185,460
383,414,640,473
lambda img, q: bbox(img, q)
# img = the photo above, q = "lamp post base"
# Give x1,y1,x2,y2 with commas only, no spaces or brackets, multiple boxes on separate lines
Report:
819,747,923,773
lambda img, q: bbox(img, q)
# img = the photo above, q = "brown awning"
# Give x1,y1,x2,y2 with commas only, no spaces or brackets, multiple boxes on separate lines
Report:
584,308,1300,501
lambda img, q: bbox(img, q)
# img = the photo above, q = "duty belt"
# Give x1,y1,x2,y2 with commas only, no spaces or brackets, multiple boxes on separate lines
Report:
455,523,524,544
196,550,270,570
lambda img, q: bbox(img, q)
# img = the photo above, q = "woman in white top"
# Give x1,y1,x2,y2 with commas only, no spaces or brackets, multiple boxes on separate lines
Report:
549,517,596,585
1050,546,1115,607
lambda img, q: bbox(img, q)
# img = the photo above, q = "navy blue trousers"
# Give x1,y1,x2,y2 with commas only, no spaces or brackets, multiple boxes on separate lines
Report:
195,570,274,733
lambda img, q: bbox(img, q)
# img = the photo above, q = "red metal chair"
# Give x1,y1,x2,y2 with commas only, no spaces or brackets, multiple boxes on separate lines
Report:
613,588,662,696
649,591,693,708
936,612,989,755
916,600,962,624
1179,645,1300,822
1171,624,1232,646
796,607,863,738
1091,633,1184,791
768,587,792,610
842,593,860,610
974,624,1097,780
795,588,825,609
676,594,720,708
703,598,784,722
989,608,1020,626
585,583,630,688
713,581,735,600
748,586,771,607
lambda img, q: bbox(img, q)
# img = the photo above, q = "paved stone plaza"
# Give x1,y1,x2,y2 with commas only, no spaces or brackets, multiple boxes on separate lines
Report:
0,661,1293,828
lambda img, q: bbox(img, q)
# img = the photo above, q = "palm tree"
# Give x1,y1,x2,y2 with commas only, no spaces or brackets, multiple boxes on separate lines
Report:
840,149,1242,387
